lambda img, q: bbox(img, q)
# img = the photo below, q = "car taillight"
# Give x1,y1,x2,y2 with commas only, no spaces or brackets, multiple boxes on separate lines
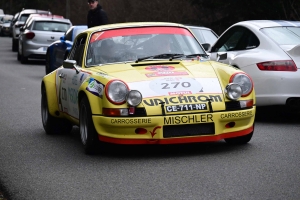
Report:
26,32,35,39
257,60,297,71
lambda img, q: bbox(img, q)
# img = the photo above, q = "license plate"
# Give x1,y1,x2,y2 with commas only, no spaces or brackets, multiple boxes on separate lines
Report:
166,103,207,112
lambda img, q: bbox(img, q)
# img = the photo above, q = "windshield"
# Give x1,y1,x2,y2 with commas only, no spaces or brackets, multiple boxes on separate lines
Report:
86,26,205,66
261,27,300,45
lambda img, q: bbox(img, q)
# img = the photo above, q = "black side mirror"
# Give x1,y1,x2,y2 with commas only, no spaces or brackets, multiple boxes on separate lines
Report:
216,52,227,61
201,43,211,51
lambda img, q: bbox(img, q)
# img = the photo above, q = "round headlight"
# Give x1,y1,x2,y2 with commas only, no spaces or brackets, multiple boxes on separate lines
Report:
230,73,253,96
225,83,242,100
105,80,129,104
126,90,142,107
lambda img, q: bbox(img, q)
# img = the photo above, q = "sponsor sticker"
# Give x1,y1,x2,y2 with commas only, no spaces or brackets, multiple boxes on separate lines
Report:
86,78,104,97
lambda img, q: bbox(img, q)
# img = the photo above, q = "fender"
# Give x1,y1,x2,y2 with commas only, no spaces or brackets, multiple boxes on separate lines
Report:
41,71,61,118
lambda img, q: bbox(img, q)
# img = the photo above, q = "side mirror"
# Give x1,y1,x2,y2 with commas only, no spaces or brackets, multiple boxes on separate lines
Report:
19,27,24,32
63,59,76,69
201,43,211,51
60,35,66,41
63,60,80,74
216,52,227,61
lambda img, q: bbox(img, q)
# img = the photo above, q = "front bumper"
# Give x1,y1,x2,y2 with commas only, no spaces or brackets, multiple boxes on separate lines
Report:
92,107,256,144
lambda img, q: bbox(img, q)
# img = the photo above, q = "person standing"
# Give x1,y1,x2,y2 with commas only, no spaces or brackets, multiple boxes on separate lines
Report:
87,0,108,28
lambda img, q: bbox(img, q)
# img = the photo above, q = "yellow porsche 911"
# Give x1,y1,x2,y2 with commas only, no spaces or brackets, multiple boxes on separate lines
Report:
41,22,256,154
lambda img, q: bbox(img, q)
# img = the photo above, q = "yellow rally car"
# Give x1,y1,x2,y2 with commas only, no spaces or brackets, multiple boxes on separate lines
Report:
41,22,256,154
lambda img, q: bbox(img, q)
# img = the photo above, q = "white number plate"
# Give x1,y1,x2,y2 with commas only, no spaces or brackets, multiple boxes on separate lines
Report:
166,103,207,112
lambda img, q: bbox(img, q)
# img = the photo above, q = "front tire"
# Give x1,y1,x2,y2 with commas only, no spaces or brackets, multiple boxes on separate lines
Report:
41,86,73,134
80,96,99,154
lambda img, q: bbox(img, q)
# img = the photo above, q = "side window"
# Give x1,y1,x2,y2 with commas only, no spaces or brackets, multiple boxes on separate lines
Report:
211,26,259,52
69,34,87,67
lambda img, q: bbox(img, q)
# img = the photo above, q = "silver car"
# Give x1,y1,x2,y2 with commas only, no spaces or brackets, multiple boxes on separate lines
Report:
0,14,13,36
18,14,72,64
11,9,50,51
185,25,219,51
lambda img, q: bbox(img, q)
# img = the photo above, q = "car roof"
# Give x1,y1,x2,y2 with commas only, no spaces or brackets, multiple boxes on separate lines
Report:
184,24,213,30
86,22,186,33
31,17,71,23
28,14,64,19
235,20,300,29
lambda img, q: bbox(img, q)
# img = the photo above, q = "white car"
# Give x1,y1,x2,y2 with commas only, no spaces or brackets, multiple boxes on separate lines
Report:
209,20,300,107
18,14,72,63
185,25,218,51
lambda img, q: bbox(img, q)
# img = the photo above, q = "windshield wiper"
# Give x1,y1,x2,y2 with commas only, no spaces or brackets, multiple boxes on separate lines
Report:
185,53,209,58
135,53,184,63
52,30,64,32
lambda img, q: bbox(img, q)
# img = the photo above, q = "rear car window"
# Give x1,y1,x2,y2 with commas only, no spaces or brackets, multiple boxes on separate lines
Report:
261,27,300,45
33,21,70,32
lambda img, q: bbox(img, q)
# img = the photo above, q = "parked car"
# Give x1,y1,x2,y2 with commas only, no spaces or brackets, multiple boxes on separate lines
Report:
9,12,19,37
18,14,72,63
186,25,219,51
209,20,300,107
45,25,87,74
0,14,13,36
41,22,256,154
11,9,50,51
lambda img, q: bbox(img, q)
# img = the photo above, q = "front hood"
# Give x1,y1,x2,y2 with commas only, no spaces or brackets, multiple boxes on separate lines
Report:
280,44,300,68
91,60,227,115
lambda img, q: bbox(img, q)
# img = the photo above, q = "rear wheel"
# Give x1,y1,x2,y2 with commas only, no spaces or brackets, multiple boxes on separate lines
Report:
41,86,73,135
80,96,99,154
224,131,253,145
20,45,28,64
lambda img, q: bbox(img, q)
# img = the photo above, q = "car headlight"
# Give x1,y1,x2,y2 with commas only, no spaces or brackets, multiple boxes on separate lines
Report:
126,90,142,107
225,83,242,100
229,73,253,97
105,80,129,104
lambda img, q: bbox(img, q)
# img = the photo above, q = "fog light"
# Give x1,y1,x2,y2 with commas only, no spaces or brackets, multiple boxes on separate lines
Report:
225,83,242,100
225,122,236,128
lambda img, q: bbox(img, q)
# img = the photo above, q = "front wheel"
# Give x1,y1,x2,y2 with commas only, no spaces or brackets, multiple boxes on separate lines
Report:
80,96,100,154
41,86,73,134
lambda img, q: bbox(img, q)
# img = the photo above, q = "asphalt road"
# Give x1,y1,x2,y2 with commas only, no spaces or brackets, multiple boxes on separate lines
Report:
0,36,300,200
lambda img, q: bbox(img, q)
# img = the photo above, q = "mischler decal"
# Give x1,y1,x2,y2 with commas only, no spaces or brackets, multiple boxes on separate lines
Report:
164,114,213,125
143,94,222,106
221,111,253,119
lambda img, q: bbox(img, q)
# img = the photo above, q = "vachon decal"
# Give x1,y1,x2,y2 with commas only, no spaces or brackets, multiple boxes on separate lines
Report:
143,94,222,106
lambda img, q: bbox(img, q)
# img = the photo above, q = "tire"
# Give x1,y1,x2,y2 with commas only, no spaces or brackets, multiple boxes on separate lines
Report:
17,48,21,61
224,131,253,145
20,45,28,64
41,86,73,135
12,38,18,52
79,96,100,154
